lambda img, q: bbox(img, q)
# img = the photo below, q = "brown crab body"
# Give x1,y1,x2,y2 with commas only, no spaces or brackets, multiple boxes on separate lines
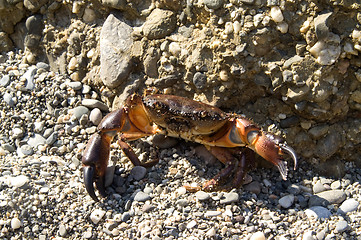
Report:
82,92,298,201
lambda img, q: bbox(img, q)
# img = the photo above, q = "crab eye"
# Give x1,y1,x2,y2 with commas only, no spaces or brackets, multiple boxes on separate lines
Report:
247,130,259,144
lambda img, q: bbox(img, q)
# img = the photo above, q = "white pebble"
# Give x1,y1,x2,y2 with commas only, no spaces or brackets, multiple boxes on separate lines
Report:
90,209,106,224
10,175,29,188
233,21,241,34
83,7,96,23
169,42,181,56
250,231,266,240
270,6,284,23
277,22,288,33
11,218,21,230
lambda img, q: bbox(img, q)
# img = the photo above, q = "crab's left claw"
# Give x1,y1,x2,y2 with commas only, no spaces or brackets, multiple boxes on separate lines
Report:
251,132,298,180
82,132,112,201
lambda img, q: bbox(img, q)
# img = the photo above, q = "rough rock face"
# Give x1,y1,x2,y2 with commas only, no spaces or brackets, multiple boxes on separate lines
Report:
1,0,361,171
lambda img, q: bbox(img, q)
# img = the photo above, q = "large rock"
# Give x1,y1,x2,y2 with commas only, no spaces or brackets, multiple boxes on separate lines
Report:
100,14,133,89
142,8,176,40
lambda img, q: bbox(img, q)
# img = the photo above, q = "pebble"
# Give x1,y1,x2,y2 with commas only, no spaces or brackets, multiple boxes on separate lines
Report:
89,108,103,125
302,231,315,240
250,231,266,240
90,209,106,224
204,0,223,9
305,206,331,219
335,220,349,233
71,106,89,120
220,192,239,204
195,191,210,201
278,194,295,208
19,144,34,156
244,181,261,194
134,191,150,202
67,81,82,90
11,218,21,230
58,224,67,237
23,66,37,91
206,227,216,237
0,74,10,87
130,166,147,181
3,92,15,107
270,6,284,23
193,72,207,89
330,180,341,189
10,175,29,188
338,198,359,214
205,210,222,217
187,220,197,229
27,134,46,148
316,190,346,204
82,99,109,111
313,181,327,194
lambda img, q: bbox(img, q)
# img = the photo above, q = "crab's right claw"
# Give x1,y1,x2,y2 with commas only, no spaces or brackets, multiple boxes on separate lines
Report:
82,132,112,201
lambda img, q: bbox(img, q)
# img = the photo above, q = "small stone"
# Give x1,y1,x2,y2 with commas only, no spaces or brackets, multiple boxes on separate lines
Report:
142,203,154,213
130,166,147,181
176,199,188,207
316,190,346,204
335,220,349,233
12,128,24,139
302,231,315,240
10,175,29,188
46,132,58,145
19,144,34,156
278,194,295,208
3,92,15,107
195,191,210,201
89,108,103,125
206,227,216,237
142,9,177,40
0,75,10,87
82,99,109,111
330,180,341,190
187,220,197,229
220,192,239,204
338,198,359,214
90,209,106,224
36,62,50,70
313,181,327,194
250,231,266,240
58,224,67,237
67,81,82,91
204,0,223,9
270,6,284,23
121,211,131,222
193,72,207,89
23,66,37,91
71,106,89,120
305,206,331,219
287,184,301,195
11,218,21,230
134,191,150,202
27,134,46,148
105,165,115,187
205,210,222,217
244,181,261,194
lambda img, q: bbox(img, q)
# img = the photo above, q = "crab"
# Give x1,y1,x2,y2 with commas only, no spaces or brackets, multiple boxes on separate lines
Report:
82,90,298,201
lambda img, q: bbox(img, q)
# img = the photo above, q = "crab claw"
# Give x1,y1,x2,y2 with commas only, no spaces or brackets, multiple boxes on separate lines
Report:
82,132,112,201
252,133,298,180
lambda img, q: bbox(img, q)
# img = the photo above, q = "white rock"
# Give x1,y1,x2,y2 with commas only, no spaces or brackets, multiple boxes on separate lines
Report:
169,42,181,56
90,209,106,224
10,175,29,188
279,194,295,208
277,22,288,33
250,231,266,240
11,218,21,230
270,6,284,23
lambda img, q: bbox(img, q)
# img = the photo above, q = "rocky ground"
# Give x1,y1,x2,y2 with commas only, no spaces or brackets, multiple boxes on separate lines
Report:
0,0,361,239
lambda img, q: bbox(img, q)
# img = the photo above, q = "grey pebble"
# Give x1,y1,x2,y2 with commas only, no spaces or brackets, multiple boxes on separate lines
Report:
121,211,131,222
82,99,109,111
105,165,115,187
71,106,89,120
195,191,210,201
330,180,341,190
19,144,34,156
23,66,37,91
3,92,15,107
313,181,327,194
89,108,103,125
130,166,147,181
67,81,82,90
338,198,359,214
244,181,261,194
305,206,331,219
134,191,150,202
0,75,10,87
193,72,207,89
335,220,349,233
278,194,295,208
176,199,188,207
317,190,346,204
220,192,239,204
143,187,153,194
204,0,223,9
36,62,50,70
46,132,58,145
287,184,301,195
3,143,15,152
